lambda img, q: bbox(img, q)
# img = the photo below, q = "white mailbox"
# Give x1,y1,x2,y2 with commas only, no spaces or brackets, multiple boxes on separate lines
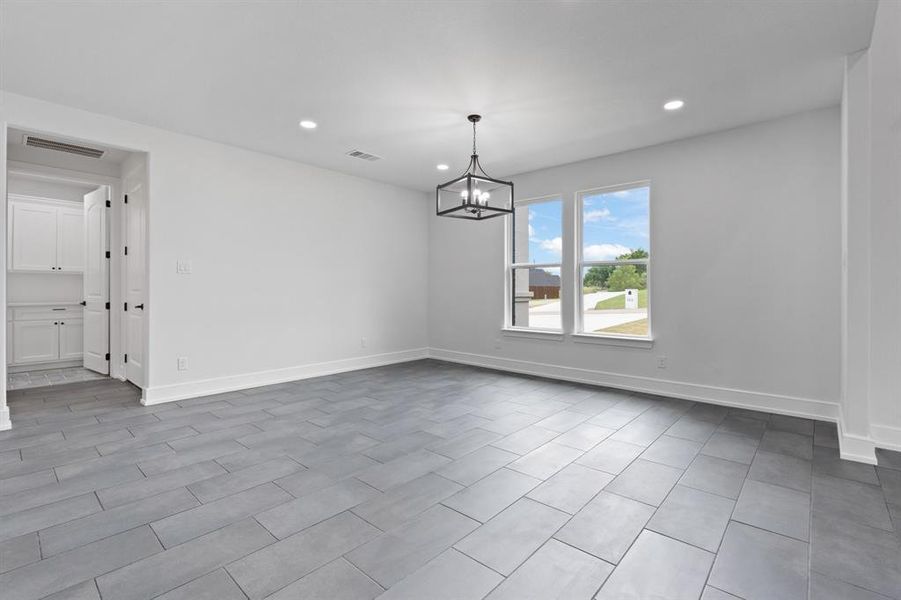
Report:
625,289,639,309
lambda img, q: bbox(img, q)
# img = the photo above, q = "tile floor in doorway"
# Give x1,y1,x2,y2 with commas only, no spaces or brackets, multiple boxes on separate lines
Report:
0,360,899,599
7,367,108,391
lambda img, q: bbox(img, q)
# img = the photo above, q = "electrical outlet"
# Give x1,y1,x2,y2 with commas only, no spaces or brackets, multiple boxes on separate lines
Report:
360,337,367,348
177,356,188,371
176,260,192,274
657,356,667,369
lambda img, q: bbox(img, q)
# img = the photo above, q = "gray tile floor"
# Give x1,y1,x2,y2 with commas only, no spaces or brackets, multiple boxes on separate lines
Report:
0,360,899,599
7,367,107,391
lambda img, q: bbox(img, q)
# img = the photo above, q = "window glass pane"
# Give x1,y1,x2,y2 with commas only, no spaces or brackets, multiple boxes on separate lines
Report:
581,265,648,336
513,267,561,330
582,186,649,260
514,198,562,264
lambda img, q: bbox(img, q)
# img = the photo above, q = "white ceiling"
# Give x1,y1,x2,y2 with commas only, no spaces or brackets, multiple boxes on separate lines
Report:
0,1,876,191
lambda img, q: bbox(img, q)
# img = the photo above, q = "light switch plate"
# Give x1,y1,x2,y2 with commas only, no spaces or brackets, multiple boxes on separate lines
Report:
176,260,192,274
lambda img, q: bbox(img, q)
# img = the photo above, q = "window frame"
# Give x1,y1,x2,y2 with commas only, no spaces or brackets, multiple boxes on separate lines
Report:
506,194,565,333
575,181,652,341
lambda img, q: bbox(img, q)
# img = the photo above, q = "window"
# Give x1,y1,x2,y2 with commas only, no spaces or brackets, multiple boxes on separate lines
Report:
509,196,563,331
578,184,651,338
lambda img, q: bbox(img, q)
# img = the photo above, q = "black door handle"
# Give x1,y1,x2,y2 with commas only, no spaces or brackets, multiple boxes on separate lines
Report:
79,301,86,306
135,304,144,310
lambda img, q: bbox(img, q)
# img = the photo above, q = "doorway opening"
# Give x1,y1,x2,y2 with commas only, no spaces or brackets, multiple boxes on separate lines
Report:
5,127,147,394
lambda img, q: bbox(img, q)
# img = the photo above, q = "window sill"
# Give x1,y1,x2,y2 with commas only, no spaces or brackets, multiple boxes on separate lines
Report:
571,333,654,349
501,327,565,341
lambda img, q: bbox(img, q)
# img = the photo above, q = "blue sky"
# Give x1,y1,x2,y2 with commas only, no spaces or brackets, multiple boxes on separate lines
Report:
524,186,649,263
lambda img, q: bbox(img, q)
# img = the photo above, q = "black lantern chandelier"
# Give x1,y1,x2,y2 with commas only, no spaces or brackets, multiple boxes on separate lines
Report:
436,114,514,220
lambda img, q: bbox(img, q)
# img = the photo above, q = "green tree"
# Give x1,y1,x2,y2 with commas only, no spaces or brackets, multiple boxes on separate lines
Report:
583,265,613,288
617,248,648,260
606,264,647,291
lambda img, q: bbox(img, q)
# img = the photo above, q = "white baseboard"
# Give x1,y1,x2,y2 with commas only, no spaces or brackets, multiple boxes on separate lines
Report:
429,347,841,423
871,425,901,453
141,348,429,406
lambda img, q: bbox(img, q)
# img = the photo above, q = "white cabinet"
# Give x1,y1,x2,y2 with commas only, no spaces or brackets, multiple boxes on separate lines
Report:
7,305,84,367
58,319,84,361
8,196,84,273
12,320,60,364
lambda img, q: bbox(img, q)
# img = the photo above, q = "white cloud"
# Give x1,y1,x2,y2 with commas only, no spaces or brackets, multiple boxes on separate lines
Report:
528,223,536,240
583,243,632,261
539,237,563,256
583,208,612,223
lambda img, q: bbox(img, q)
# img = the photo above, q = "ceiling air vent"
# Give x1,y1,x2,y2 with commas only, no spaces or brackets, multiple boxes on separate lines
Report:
346,149,382,162
23,135,105,159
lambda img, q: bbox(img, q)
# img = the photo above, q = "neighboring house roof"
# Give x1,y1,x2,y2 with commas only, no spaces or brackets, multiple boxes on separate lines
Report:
528,268,561,286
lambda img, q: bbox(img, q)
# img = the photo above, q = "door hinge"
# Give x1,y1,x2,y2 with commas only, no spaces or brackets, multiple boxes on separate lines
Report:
124,246,128,256
105,352,110,361
105,200,111,208
105,250,111,259
105,302,110,310
124,194,128,204
124,354,128,363
124,302,128,311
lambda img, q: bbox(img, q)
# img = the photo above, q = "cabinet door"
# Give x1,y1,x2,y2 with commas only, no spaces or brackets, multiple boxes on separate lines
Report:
12,320,60,364
57,207,85,272
58,319,84,360
11,202,57,271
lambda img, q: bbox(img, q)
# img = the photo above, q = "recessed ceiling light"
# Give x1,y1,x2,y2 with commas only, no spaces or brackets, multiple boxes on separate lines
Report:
299,120,317,129
436,164,449,171
663,99,685,111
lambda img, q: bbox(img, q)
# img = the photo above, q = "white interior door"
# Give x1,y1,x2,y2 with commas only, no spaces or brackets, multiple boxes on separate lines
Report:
125,177,146,386
83,186,109,374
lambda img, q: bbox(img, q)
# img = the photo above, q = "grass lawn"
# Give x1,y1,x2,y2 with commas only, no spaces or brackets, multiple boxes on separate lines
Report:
593,288,647,310
597,318,649,335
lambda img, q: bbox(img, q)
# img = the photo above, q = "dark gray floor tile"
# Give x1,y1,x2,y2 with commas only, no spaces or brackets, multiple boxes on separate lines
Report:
596,530,714,599
0,492,100,542
647,484,735,551
455,497,569,575
0,468,56,497
535,410,591,433
375,549,502,600
701,585,743,599
0,532,40,573
576,438,644,475
768,414,815,436
640,434,702,469
441,467,541,522
1,526,161,600
363,431,442,462
257,478,380,538
485,538,612,600
491,425,560,455
813,444,880,485
351,472,461,531
813,421,839,449
227,512,379,599
266,558,383,600
187,456,302,503
41,580,101,600
701,432,759,464
877,466,901,505
155,569,247,600
608,419,668,446
812,473,893,531
809,572,893,600
733,479,810,541
355,449,450,491
666,416,719,444
526,462,613,514
434,445,518,486
96,460,225,508
709,521,808,600
138,440,246,476
605,458,682,506
98,519,275,600
718,414,767,439
152,483,291,547
810,512,901,597
681,455,749,499
55,443,174,481
40,487,198,555
552,422,615,451
426,428,501,459
759,429,813,460
346,504,480,587
748,450,812,493
876,449,901,471
554,491,654,564
589,407,639,429
508,441,583,480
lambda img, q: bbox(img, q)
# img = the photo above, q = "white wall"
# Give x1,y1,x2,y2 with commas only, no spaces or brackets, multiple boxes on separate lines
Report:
430,108,842,422
841,0,901,458
1,92,429,405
